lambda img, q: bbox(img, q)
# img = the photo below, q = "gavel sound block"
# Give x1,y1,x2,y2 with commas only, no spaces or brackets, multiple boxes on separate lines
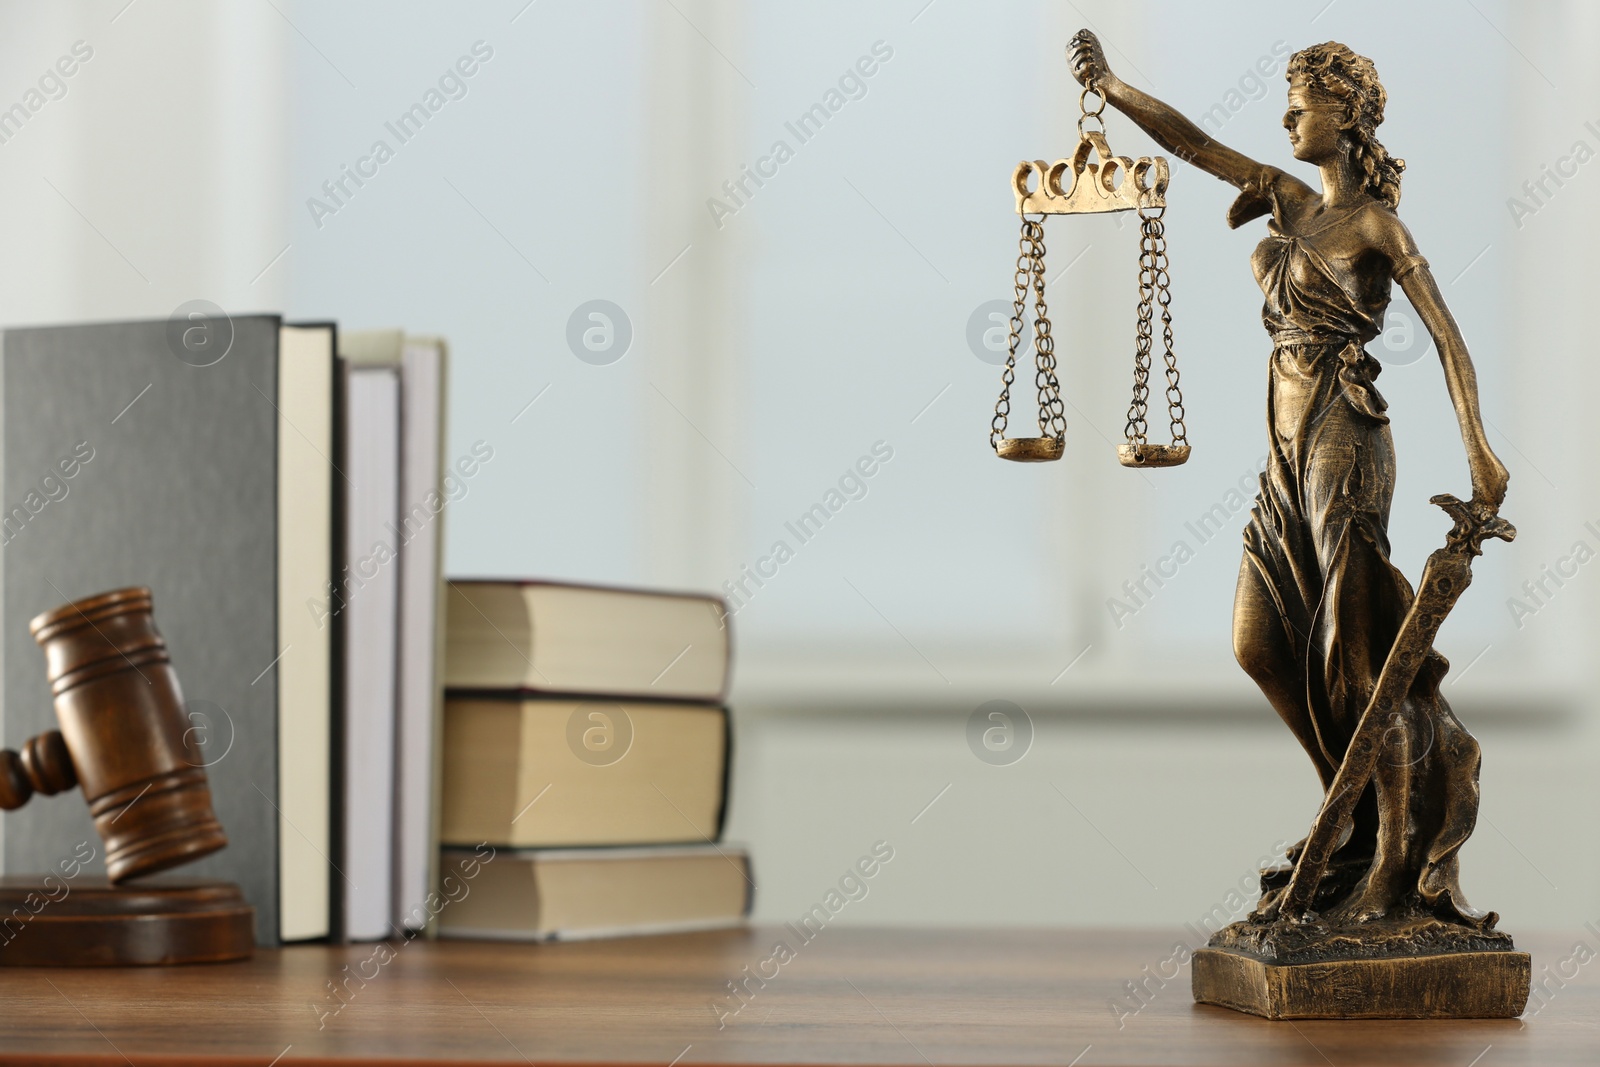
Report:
0,587,253,965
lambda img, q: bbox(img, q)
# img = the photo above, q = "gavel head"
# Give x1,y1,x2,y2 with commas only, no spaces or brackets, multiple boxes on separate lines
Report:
0,587,227,883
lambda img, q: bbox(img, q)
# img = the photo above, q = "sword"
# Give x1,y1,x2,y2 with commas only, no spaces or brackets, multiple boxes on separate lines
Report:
1273,493,1515,921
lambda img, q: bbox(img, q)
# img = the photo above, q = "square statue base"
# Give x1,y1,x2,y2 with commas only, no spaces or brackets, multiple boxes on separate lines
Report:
1193,945,1531,1019
1197,850,1532,1018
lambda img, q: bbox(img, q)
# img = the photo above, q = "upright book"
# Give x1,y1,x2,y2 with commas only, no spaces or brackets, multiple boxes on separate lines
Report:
1,315,337,945
336,363,401,942
340,330,450,935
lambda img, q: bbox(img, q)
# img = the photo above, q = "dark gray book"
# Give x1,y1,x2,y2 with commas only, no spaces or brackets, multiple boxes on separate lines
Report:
2,315,336,945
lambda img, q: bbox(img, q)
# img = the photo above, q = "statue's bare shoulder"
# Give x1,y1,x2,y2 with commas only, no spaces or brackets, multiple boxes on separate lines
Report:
1353,201,1429,279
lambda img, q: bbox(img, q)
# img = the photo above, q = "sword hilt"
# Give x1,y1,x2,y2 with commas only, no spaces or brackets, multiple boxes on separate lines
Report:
1431,493,1516,558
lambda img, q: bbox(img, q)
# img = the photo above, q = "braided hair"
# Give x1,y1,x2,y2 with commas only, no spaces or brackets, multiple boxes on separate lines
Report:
1287,43,1405,208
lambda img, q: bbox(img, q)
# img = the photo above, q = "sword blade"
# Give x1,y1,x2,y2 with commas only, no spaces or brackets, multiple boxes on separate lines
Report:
1275,543,1474,917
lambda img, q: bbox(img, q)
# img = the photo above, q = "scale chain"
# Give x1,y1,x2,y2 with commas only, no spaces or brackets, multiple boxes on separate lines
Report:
1125,217,1155,445
1125,204,1186,448
1030,223,1066,439
991,216,1065,452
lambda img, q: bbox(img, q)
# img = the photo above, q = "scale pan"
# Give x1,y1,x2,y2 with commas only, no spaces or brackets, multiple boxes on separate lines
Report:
997,437,1064,463
1117,443,1190,468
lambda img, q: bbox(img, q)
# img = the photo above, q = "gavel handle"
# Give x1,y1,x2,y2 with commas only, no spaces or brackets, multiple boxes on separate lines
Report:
0,730,77,810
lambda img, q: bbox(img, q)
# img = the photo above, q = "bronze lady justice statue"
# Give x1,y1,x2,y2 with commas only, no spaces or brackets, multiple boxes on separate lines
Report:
1066,32,1529,1016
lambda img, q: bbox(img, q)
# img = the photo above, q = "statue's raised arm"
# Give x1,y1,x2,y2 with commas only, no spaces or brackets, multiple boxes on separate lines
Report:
1067,32,1273,192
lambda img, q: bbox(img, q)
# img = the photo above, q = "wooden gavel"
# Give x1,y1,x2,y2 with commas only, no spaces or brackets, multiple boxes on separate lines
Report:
0,587,227,883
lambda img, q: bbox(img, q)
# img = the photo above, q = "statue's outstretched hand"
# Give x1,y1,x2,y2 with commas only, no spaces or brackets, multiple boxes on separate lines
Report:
1068,29,1113,90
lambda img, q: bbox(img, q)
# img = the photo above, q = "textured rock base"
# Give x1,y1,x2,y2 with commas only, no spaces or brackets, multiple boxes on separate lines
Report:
1192,946,1531,1019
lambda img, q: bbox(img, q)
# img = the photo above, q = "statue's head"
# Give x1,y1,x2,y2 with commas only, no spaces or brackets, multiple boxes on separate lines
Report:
1284,42,1405,207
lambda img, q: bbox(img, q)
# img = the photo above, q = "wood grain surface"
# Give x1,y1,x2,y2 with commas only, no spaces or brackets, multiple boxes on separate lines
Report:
0,927,1591,1065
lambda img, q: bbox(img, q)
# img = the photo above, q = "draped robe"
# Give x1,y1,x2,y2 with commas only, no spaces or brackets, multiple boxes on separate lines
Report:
1234,181,1492,926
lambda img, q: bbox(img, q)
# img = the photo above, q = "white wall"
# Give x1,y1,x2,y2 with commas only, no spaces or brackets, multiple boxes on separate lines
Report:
0,3,288,322
727,711,1598,932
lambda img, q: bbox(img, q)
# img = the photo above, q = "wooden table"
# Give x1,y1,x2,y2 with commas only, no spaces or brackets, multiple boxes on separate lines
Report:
0,927,1592,1065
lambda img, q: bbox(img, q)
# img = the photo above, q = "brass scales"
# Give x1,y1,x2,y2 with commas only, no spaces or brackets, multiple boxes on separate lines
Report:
989,85,1190,468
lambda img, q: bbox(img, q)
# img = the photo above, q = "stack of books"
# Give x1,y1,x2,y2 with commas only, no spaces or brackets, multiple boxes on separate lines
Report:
433,580,751,940
0,314,747,946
